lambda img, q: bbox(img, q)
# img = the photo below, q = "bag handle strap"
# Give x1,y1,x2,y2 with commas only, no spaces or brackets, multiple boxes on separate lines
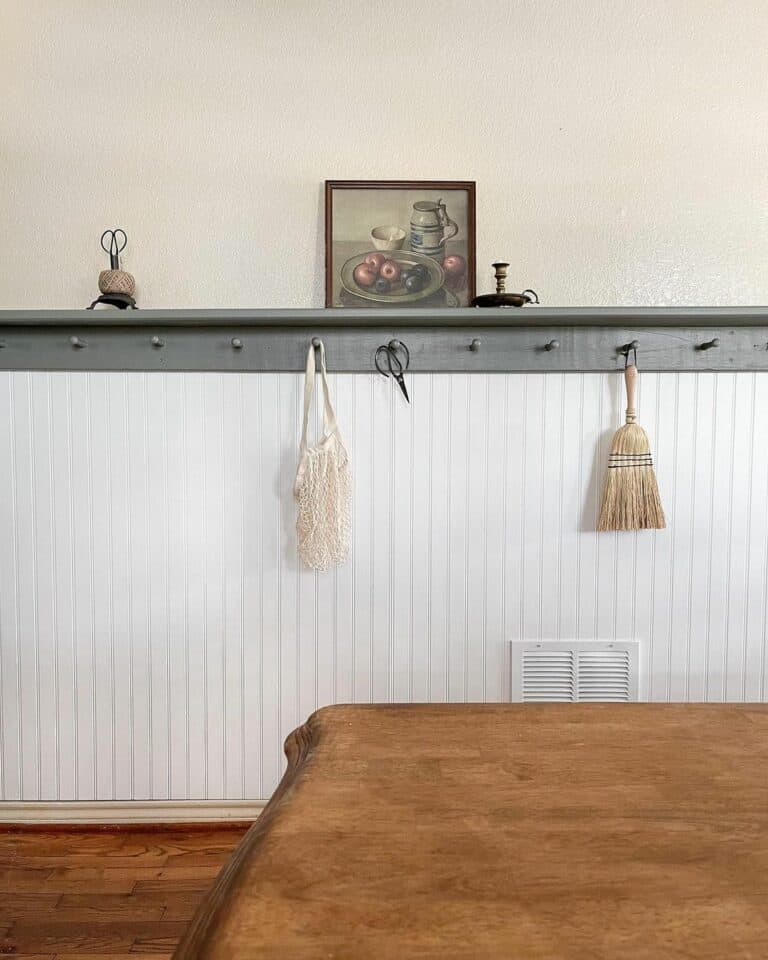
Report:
300,340,338,453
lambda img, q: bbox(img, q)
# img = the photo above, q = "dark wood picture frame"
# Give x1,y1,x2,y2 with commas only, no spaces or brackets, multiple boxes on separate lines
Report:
325,180,476,308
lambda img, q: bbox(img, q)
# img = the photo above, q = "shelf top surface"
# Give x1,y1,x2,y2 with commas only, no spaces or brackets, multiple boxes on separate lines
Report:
0,306,766,327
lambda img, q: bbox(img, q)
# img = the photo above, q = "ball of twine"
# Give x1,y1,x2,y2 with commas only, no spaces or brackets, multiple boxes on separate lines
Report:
99,269,135,296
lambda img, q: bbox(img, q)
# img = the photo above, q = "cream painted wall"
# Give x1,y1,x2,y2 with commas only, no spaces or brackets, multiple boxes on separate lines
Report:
2,0,767,308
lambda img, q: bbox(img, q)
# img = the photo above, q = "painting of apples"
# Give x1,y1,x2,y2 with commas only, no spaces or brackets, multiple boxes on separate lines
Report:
325,180,476,308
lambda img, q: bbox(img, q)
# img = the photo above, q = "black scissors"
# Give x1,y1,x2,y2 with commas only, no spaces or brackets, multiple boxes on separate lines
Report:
375,340,410,403
101,229,127,270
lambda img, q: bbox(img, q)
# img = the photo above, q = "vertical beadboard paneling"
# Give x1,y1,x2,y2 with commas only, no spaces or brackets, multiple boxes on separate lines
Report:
351,375,373,704
391,373,413,702
258,374,282,794
594,373,618,644
184,375,207,799
68,374,96,800
240,373,262,799
649,373,675,700
222,374,245,797
483,376,506,702
146,373,170,799
165,375,189,798
557,375,583,642
707,374,736,701
2,369,768,802
0,374,21,799
725,373,754,699
127,373,152,799
447,375,469,701
465,376,489,701
30,375,56,799
427,375,450,703
331,373,355,706
108,375,132,799
503,376,525,682
370,376,393,702
687,374,716,701
88,373,114,800
49,374,76,800
668,373,696,701
521,374,543,642
584,374,608,639
14,374,40,799
745,375,768,700
201,374,225,801
539,374,562,645
409,375,431,702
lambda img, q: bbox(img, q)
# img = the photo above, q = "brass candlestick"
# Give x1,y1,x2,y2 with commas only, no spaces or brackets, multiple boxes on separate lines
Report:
492,261,509,294
472,261,538,308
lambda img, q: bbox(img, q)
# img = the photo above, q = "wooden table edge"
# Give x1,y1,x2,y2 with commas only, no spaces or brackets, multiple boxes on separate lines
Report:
172,711,319,960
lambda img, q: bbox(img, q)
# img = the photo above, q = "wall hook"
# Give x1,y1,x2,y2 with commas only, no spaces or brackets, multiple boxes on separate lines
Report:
151,335,165,348
620,339,639,367
311,337,322,349
699,337,720,351
545,339,560,351
470,338,482,352
231,337,243,350
69,335,87,349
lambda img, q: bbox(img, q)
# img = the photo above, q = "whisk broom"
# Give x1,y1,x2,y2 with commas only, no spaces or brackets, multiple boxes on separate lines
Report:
598,359,665,531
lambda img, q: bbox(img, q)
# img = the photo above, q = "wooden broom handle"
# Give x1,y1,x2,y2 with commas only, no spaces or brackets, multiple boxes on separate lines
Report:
625,364,638,423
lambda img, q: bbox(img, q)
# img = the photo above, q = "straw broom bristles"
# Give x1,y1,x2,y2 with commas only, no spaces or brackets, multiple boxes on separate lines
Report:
598,364,665,531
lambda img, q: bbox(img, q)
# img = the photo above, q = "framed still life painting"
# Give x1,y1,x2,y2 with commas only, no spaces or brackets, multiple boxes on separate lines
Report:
325,180,476,308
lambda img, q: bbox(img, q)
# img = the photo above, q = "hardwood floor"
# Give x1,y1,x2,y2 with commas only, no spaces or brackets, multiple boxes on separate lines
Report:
0,824,250,958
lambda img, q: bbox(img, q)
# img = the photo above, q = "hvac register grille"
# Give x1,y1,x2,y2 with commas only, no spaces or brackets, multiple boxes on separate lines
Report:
511,641,639,702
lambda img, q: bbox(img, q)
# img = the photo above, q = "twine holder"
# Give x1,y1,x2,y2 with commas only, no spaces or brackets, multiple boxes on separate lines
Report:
99,269,135,296
88,228,137,309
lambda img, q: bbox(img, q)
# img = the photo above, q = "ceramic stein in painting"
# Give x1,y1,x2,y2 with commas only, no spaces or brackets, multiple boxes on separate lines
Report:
409,200,459,257
325,180,476,308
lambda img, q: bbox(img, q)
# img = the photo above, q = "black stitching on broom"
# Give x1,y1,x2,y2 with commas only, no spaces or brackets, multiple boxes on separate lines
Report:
608,454,654,460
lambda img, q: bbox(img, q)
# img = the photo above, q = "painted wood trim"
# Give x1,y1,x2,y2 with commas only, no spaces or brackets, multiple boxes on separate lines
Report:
1,313,768,371
0,800,266,824
1,306,767,326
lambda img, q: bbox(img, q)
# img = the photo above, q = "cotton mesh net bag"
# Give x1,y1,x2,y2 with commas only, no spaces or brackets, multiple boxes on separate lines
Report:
294,341,351,570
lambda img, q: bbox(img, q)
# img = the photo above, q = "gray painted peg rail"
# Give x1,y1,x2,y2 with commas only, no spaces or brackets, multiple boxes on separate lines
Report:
1,306,767,372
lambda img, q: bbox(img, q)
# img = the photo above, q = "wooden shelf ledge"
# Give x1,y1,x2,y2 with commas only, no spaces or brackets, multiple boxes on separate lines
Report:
1,306,767,371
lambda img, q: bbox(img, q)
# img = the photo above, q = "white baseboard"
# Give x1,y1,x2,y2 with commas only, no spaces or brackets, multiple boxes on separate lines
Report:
0,799,267,825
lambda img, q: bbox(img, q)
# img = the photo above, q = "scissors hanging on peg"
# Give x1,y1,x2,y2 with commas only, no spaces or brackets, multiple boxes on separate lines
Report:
375,339,410,403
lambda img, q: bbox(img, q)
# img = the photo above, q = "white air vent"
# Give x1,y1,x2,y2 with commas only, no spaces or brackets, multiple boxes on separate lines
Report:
511,641,639,702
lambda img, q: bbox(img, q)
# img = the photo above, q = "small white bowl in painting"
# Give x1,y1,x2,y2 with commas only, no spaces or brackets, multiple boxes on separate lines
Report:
370,225,406,251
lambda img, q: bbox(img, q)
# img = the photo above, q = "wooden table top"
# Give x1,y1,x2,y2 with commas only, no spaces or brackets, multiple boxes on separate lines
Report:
174,703,768,959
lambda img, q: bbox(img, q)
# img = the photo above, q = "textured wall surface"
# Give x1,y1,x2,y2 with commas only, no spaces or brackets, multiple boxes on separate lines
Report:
2,370,768,800
1,0,767,308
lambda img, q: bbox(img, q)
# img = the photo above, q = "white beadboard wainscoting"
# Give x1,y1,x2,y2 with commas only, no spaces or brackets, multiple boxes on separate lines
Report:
1,370,767,802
